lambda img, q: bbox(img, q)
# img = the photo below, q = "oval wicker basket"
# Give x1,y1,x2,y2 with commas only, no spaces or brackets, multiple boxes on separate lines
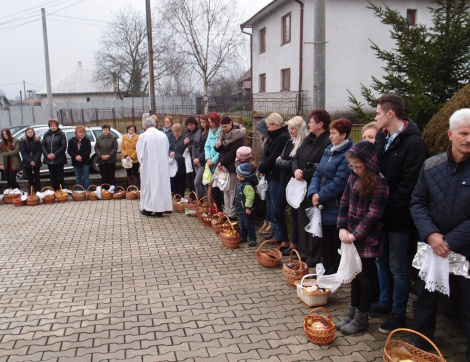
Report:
27,186,40,206
87,185,98,201
219,215,241,250
41,186,56,204
172,193,186,213
3,189,15,204
303,307,335,345
100,184,113,200
383,328,445,362
71,184,87,201
282,248,308,287
184,191,198,217
55,185,69,203
126,185,139,200
197,195,216,215
211,213,226,235
295,274,331,307
12,192,26,207
113,186,126,200
256,240,282,268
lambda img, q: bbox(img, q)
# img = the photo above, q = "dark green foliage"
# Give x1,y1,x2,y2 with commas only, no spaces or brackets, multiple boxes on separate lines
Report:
349,0,470,130
423,82,470,155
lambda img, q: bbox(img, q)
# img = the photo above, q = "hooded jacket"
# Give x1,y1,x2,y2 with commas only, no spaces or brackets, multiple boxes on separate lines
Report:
183,125,199,158
41,128,67,165
307,139,353,225
214,124,244,174
257,125,290,182
337,141,389,258
204,127,221,167
234,173,259,213
375,118,427,231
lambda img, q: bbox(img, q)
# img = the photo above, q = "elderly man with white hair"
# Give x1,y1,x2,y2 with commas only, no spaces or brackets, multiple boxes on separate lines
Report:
410,108,470,359
136,116,173,217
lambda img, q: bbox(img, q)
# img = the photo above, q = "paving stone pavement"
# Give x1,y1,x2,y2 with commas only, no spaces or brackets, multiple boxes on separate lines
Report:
0,199,467,361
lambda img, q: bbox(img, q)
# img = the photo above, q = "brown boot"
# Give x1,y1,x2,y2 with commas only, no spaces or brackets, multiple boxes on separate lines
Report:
127,177,134,187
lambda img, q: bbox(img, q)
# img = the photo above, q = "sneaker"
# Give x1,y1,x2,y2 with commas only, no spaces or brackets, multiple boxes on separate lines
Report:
263,232,274,240
249,240,257,247
262,222,272,234
258,221,269,233
369,302,392,317
378,313,406,334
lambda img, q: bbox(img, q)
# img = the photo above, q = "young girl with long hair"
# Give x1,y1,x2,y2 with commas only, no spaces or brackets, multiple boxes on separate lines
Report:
335,140,389,335
0,128,21,189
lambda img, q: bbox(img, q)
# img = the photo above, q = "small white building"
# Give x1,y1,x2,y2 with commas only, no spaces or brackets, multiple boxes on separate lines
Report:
241,0,434,117
36,62,116,108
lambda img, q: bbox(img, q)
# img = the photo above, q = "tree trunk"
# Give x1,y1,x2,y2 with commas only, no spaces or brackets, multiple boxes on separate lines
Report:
203,79,209,114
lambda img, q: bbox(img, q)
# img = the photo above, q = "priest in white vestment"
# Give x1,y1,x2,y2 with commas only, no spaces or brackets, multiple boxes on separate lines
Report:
136,117,173,216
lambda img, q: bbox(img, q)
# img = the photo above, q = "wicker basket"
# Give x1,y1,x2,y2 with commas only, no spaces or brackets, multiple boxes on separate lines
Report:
71,184,87,201
295,274,331,307
184,191,198,217
12,192,26,207
202,214,213,227
383,328,445,362
256,240,282,268
219,216,241,249
126,185,139,200
113,186,126,200
101,184,113,200
27,186,40,206
282,249,309,287
303,307,335,345
3,189,15,204
55,185,69,203
197,196,216,215
172,193,186,213
41,186,56,204
211,213,226,235
87,185,98,201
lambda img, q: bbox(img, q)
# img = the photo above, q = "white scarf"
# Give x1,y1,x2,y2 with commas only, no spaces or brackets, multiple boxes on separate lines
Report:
330,139,349,152
128,133,136,139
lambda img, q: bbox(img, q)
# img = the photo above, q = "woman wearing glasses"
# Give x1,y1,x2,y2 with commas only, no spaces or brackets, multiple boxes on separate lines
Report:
307,118,353,274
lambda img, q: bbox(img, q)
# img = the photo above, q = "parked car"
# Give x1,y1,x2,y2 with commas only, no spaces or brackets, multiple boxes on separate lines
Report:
8,125,123,180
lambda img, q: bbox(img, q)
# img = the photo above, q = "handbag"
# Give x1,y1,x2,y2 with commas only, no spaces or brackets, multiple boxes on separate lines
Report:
212,168,230,191
202,164,212,185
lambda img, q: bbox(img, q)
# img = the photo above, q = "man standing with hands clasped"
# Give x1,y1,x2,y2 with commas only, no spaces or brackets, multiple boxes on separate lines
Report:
410,108,470,360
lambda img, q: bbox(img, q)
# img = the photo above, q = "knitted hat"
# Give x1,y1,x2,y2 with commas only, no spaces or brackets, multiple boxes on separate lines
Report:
236,163,252,178
236,146,252,159
349,140,380,174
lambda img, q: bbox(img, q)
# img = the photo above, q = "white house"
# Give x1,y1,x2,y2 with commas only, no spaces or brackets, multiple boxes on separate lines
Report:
241,0,434,117
36,62,116,108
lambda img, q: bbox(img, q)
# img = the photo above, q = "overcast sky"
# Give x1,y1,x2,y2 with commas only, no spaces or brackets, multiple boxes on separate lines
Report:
0,0,269,100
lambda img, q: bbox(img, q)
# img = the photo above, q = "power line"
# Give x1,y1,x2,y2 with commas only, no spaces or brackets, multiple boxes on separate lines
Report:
0,0,76,25
48,18,105,28
48,14,109,24
0,0,63,21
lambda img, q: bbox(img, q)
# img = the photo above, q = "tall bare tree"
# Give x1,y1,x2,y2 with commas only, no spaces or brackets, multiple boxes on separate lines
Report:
160,0,245,113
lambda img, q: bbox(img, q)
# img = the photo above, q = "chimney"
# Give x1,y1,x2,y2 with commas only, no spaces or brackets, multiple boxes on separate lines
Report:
78,61,82,67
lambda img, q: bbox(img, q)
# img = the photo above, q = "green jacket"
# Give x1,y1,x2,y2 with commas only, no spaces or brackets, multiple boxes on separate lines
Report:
0,137,21,172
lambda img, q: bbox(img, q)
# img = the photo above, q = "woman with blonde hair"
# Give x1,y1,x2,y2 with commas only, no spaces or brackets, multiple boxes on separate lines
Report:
161,115,174,138
275,116,309,254
361,122,379,143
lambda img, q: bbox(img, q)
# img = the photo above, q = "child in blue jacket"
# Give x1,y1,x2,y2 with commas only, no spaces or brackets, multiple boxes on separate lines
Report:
234,163,258,246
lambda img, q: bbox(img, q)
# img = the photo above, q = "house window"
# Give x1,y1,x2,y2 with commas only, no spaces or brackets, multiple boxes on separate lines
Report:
281,68,290,91
282,13,291,45
86,97,90,102
260,27,266,53
407,9,417,25
259,74,266,92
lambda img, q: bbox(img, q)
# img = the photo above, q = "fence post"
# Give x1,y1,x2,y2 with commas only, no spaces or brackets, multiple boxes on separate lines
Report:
81,109,85,124
131,107,135,124
70,109,74,125
95,109,99,126
112,108,116,128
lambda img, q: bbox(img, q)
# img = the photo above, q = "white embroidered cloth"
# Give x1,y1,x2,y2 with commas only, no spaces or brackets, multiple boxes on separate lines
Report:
183,149,193,173
305,207,323,237
335,243,362,284
169,158,178,177
122,158,133,169
286,178,307,209
256,176,268,200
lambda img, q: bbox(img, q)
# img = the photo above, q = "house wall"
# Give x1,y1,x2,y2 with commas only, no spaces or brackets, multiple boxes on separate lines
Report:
251,0,434,116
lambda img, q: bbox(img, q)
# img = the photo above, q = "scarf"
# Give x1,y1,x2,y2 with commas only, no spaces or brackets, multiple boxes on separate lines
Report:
76,136,83,150
330,139,349,152
128,133,136,139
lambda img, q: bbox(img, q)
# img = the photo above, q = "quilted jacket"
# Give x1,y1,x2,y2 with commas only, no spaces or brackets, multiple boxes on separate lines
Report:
410,148,470,259
307,139,353,225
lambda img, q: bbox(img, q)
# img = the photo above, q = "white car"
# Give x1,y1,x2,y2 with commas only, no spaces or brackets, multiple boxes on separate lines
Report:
10,125,123,180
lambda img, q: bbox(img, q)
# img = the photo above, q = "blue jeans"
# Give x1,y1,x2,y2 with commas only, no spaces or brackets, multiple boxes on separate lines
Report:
265,189,274,223
239,212,256,242
267,180,280,238
376,231,410,315
273,182,288,242
73,165,90,190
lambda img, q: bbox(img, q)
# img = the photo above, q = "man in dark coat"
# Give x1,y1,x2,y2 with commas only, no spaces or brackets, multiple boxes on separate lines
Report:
371,94,428,334
410,108,470,360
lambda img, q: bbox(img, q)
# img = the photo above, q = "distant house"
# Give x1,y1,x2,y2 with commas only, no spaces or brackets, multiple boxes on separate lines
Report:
237,69,251,95
36,61,116,107
241,0,434,117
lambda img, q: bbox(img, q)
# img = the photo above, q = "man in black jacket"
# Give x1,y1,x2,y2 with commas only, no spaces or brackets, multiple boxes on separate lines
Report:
371,94,428,333
410,108,470,360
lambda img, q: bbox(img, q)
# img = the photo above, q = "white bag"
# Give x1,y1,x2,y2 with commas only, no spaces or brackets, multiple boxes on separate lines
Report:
212,168,230,191
122,158,133,169
286,178,307,209
169,158,178,177
305,207,323,237
183,149,193,173
256,175,268,200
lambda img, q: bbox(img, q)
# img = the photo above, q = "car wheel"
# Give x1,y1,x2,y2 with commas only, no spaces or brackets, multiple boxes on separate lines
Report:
16,169,26,181
91,156,100,173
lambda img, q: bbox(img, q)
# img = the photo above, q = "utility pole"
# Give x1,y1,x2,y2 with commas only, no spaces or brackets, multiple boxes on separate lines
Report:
20,90,24,124
41,8,54,119
23,80,27,105
145,0,156,115
313,0,325,109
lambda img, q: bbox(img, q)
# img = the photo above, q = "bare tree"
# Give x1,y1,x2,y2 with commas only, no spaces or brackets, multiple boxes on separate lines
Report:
160,0,246,113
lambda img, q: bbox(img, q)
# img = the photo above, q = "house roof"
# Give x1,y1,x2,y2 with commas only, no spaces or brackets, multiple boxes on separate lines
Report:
241,0,289,27
36,62,114,96
238,69,251,82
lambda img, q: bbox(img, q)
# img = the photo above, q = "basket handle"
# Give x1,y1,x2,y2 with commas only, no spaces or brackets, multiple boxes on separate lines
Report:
101,183,111,190
289,248,302,262
87,185,97,192
30,186,35,196
256,240,279,253
72,184,85,192
385,328,444,361
115,186,124,193
306,306,333,321
188,191,198,203
127,185,138,192
41,186,54,193
300,273,318,288
172,193,183,201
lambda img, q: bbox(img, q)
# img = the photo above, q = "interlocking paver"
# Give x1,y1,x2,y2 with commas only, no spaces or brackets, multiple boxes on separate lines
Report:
0,198,466,361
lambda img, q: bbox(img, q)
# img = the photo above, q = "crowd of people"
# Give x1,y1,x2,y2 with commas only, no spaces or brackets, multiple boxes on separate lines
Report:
1,94,469,360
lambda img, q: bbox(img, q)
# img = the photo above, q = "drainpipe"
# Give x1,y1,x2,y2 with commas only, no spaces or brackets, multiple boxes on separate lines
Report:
294,0,304,116
240,25,253,114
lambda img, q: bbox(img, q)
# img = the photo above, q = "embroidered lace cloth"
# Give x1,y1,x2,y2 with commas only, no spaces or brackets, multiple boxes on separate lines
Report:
305,207,322,237
335,243,362,284
286,178,307,209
